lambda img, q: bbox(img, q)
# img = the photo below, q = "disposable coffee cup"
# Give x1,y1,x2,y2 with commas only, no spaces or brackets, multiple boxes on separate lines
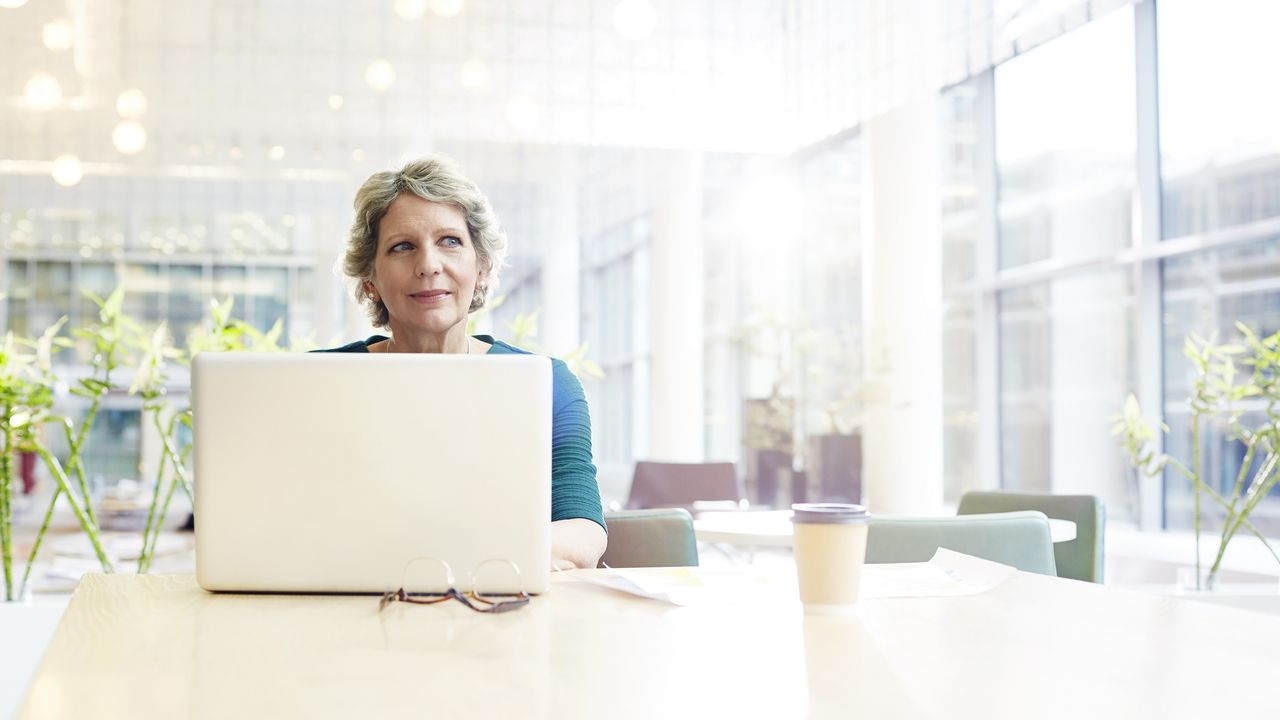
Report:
791,503,871,613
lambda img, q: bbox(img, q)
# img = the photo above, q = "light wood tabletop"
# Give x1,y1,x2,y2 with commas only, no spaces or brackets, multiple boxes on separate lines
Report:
17,566,1280,719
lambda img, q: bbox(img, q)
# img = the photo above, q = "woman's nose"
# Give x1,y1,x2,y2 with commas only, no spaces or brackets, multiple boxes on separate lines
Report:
416,246,443,276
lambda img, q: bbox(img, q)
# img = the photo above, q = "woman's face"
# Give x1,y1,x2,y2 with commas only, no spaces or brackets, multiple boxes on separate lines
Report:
365,193,482,338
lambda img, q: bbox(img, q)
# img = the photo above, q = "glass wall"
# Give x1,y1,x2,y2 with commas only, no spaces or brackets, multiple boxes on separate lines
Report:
995,9,1136,269
991,6,1139,519
939,81,980,502
578,150,652,480
998,272,1136,510
2,260,312,358
1158,0,1280,533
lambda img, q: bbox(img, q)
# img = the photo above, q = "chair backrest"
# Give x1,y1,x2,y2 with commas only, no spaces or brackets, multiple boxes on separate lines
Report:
598,509,699,568
865,511,1057,576
957,490,1105,583
626,461,742,510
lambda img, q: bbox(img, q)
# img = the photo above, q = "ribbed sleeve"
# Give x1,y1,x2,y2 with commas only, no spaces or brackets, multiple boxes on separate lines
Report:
546,358,606,531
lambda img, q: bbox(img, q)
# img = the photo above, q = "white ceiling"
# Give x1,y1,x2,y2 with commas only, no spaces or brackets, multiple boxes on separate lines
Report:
1,0,791,181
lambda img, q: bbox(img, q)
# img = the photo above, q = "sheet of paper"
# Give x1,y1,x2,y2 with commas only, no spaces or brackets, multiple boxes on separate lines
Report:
573,549,1016,606
574,566,779,606
860,548,1017,599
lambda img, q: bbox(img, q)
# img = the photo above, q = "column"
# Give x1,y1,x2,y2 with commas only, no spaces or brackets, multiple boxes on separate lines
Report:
539,151,581,356
860,96,945,514
646,150,705,461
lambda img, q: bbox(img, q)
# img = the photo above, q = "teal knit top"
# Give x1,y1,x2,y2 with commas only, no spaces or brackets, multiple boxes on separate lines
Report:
314,334,606,532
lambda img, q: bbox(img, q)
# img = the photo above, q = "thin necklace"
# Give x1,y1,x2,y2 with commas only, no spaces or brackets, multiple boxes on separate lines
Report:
386,335,472,354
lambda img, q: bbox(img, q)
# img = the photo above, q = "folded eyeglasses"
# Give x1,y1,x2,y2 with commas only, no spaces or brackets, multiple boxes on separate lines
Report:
378,557,531,614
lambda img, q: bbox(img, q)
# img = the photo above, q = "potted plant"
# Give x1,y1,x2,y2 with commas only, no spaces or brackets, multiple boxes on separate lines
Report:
1114,323,1280,590
798,330,862,505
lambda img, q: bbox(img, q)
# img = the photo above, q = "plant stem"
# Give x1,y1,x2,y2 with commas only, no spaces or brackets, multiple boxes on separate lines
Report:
18,486,60,599
1,413,13,601
1244,521,1280,567
1206,438,1259,584
137,411,171,573
1209,452,1280,580
1191,413,1203,590
67,396,102,531
1189,472,1280,565
154,413,194,506
143,464,183,575
32,441,113,573
1227,437,1257,508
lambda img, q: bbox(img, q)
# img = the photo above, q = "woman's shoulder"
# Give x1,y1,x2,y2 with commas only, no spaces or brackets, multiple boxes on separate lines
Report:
310,335,387,353
477,335,537,356
480,336,576,379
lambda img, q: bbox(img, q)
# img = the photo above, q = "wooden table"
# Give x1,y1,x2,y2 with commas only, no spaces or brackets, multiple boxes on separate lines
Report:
694,510,1077,548
17,565,1280,719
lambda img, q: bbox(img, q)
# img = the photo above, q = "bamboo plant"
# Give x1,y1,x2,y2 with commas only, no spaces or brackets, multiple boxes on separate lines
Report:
63,289,137,535
1114,323,1280,590
129,323,192,574
1,320,114,601
15,289,137,594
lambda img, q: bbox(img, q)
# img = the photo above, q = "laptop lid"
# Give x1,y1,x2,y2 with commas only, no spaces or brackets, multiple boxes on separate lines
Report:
192,351,551,595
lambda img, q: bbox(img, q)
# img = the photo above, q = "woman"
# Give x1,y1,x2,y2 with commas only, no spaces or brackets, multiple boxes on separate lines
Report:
318,155,607,571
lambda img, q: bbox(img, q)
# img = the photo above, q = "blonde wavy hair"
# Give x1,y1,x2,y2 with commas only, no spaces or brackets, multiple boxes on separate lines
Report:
343,154,508,328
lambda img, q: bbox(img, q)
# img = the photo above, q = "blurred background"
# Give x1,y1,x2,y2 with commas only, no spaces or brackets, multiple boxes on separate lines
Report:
1,0,1278,542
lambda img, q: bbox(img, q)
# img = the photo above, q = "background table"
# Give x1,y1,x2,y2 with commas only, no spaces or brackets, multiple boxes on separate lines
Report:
693,510,1077,548
17,565,1280,719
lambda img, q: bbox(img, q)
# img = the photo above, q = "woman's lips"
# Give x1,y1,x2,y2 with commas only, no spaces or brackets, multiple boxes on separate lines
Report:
409,290,450,304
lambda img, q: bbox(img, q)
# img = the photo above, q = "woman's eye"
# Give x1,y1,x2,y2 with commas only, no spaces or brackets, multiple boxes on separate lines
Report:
390,241,413,252
442,236,463,248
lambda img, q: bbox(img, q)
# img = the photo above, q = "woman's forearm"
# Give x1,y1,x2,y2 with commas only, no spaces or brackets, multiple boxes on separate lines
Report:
550,518,608,570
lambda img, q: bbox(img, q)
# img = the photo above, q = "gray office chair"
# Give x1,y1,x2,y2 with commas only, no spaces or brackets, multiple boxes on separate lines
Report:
865,511,1057,576
597,509,700,568
626,461,743,511
957,490,1105,583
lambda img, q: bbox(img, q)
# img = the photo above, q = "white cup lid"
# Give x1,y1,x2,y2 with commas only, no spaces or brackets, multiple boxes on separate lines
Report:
791,503,870,524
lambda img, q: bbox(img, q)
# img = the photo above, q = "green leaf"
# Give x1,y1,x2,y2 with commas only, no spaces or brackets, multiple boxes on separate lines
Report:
102,287,126,319
82,289,106,310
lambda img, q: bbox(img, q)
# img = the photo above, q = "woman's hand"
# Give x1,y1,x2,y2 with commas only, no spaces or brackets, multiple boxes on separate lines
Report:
550,518,608,570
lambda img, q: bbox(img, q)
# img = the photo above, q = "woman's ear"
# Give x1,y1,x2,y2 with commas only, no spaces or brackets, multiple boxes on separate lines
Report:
363,280,378,302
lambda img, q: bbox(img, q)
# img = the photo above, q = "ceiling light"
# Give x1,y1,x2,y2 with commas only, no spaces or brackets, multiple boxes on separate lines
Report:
430,0,464,18
365,59,395,91
0,0,29,9
116,88,148,118
460,59,490,90
394,0,426,20
229,146,243,159
51,155,83,187
328,94,344,110
42,18,74,51
24,73,61,110
112,121,147,154
351,148,366,162
268,145,285,161
612,0,656,41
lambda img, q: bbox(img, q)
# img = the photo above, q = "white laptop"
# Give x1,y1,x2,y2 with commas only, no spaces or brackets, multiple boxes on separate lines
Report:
192,351,551,595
